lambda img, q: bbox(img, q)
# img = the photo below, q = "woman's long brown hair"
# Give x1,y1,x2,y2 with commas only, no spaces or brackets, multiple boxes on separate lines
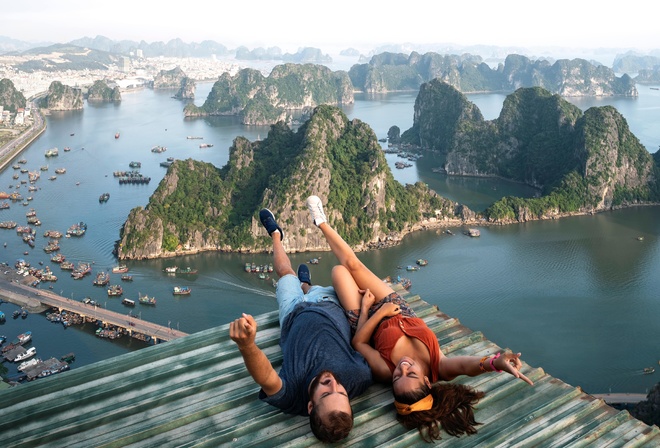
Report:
395,382,485,442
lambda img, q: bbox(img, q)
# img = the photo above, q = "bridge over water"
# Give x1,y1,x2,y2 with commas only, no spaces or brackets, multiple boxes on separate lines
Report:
0,274,187,343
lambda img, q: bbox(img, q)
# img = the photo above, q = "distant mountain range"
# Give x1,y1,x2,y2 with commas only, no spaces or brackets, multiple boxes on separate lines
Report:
4,34,660,69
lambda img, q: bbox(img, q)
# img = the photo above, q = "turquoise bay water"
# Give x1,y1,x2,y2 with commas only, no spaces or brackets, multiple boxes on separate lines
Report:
0,83,658,396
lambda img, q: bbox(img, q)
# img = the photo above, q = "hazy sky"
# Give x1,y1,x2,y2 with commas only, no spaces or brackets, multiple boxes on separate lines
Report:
3,1,659,54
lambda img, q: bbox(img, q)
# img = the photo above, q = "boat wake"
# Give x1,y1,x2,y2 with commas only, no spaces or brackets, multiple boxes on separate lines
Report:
203,276,276,298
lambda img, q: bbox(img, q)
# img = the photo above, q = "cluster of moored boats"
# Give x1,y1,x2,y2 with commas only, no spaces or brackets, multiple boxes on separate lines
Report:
244,262,274,280
0,331,72,382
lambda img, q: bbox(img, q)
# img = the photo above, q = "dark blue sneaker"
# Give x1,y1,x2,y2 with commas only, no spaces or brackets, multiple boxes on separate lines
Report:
259,209,283,239
297,264,311,286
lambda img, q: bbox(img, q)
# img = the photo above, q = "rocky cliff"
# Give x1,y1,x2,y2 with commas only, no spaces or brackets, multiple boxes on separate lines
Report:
174,77,196,99
402,80,658,222
0,78,26,113
86,80,121,102
183,63,354,125
44,81,83,110
117,105,468,259
153,66,187,89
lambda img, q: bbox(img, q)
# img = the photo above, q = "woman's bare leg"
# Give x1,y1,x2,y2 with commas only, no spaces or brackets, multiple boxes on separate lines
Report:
331,265,362,311
307,195,395,301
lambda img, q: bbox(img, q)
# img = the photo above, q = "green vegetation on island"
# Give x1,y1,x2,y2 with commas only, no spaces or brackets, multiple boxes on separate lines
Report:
401,80,658,222
183,63,354,125
117,105,459,259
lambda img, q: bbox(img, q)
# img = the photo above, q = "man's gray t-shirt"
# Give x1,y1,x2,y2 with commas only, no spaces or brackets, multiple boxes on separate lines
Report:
259,301,372,415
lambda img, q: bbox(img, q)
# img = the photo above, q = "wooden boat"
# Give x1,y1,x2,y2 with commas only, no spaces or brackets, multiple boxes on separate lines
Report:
406,265,419,271
643,367,655,374
120,275,133,282
464,228,481,237
416,259,428,266
93,272,110,286
112,265,129,274
138,294,156,306
107,285,123,296
99,193,110,203
173,286,191,295
164,266,178,274
177,266,198,275
121,298,135,307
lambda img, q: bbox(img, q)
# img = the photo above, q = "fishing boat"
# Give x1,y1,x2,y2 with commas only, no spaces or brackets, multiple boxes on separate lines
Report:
112,265,129,273
44,148,59,157
244,262,252,272
107,285,123,296
406,265,420,271
129,161,141,168
164,266,178,274
93,271,110,286
67,221,87,237
60,352,76,363
15,347,37,362
115,133,120,139
643,367,655,374
121,274,133,281
416,259,428,266
151,145,167,153
177,266,198,275
99,192,110,203
173,286,191,295
54,168,66,174
121,298,135,307
464,228,481,237
50,253,65,263
138,294,156,306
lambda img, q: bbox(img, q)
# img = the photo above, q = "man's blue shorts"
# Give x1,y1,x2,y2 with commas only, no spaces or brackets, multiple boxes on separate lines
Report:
276,274,340,327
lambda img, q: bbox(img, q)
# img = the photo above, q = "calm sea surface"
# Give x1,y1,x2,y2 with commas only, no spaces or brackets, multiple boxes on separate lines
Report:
0,81,659,396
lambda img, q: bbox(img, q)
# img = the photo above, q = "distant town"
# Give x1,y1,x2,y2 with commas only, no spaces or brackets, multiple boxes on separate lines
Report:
0,53,251,99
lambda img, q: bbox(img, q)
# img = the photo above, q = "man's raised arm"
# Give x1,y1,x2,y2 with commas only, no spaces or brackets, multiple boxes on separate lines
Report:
229,313,282,396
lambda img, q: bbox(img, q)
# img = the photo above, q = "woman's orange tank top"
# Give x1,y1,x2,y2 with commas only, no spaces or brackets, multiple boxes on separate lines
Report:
373,315,441,382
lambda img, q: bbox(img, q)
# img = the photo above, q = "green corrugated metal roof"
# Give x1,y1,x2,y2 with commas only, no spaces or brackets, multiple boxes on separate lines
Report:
0,284,658,447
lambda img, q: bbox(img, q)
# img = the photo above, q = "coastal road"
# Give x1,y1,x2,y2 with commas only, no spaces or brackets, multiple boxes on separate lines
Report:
0,99,46,172
0,273,188,342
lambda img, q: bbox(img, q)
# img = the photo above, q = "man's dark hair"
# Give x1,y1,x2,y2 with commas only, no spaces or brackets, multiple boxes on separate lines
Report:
309,408,353,443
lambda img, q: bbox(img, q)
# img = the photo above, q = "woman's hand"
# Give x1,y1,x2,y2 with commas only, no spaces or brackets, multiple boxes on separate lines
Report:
359,288,375,310
495,352,534,385
378,302,401,318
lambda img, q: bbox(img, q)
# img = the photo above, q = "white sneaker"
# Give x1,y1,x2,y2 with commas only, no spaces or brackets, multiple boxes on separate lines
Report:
306,195,327,226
